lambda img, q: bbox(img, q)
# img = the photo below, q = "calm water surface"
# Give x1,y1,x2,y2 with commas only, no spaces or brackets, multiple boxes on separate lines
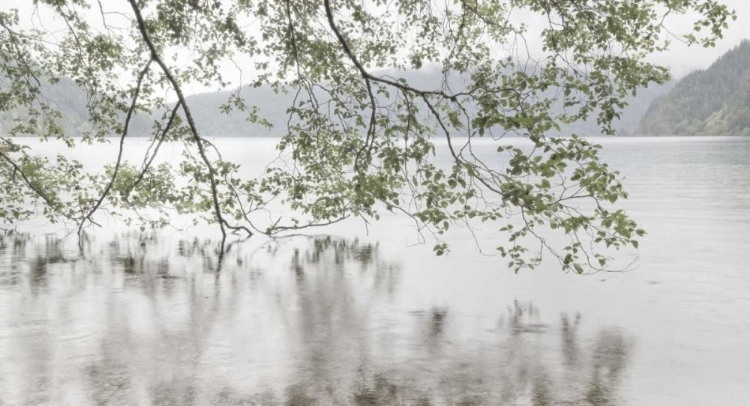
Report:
0,137,749,405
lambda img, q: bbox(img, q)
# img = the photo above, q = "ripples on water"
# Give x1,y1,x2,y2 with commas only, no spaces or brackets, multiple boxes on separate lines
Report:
0,231,632,405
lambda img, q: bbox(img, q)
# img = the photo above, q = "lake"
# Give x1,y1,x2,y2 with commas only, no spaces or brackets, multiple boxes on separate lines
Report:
1,137,749,405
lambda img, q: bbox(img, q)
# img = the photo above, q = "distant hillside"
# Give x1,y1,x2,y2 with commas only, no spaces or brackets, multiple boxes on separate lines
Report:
2,69,671,138
639,40,750,136
557,81,672,137
184,71,671,138
181,85,291,137
1,76,83,135
0,74,291,138
0,75,152,137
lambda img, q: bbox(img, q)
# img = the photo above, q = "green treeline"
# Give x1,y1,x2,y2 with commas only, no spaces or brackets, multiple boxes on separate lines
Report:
2,69,672,138
0,76,153,137
0,76,295,138
639,40,750,136
13,41,750,139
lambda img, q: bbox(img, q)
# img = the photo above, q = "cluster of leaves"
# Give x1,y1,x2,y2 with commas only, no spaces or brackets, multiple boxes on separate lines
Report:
0,0,735,272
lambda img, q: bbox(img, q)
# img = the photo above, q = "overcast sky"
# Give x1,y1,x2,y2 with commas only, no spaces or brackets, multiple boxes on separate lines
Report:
646,0,750,77
2,0,748,83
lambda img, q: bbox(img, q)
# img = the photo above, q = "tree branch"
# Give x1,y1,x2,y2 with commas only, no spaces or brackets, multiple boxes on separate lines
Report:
127,0,231,247
78,58,153,241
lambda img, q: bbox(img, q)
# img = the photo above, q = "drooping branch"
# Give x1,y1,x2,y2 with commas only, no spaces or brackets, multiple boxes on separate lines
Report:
323,0,515,200
78,58,153,240
321,0,377,172
127,0,232,246
318,0,646,273
0,151,56,208
125,100,182,200
0,0,730,273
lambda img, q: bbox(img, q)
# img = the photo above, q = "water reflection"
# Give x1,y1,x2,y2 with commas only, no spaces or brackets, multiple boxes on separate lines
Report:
0,233,633,405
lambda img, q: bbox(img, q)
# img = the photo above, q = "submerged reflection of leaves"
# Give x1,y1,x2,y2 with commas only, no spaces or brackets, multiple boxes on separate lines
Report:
0,233,633,405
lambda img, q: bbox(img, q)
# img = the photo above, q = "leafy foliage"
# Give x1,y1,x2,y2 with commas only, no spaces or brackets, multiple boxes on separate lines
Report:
0,0,735,272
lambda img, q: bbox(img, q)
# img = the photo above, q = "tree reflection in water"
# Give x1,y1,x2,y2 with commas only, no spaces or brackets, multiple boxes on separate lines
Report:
0,232,633,405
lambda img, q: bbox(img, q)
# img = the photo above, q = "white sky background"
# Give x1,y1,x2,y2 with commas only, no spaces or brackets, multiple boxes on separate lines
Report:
1,0,749,94
642,1,749,77
490,0,750,79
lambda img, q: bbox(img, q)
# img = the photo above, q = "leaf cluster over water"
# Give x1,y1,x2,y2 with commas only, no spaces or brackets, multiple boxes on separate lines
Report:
0,0,735,272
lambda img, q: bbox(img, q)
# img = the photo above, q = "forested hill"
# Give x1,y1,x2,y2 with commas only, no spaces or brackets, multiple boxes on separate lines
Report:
182,70,672,137
0,75,152,137
2,70,670,138
639,40,750,136
181,85,291,137
559,81,671,137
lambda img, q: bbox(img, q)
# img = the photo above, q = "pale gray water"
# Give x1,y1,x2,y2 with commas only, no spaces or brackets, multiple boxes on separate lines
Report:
0,137,749,405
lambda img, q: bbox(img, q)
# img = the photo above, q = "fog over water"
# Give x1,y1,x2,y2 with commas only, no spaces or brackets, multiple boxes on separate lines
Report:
1,137,749,405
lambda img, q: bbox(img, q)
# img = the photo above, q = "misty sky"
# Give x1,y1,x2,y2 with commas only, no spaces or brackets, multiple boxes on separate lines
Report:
1,0,748,84
645,0,750,77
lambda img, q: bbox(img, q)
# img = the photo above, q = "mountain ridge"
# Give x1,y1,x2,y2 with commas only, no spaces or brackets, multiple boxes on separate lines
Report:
2,69,672,138
639,40,750,136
